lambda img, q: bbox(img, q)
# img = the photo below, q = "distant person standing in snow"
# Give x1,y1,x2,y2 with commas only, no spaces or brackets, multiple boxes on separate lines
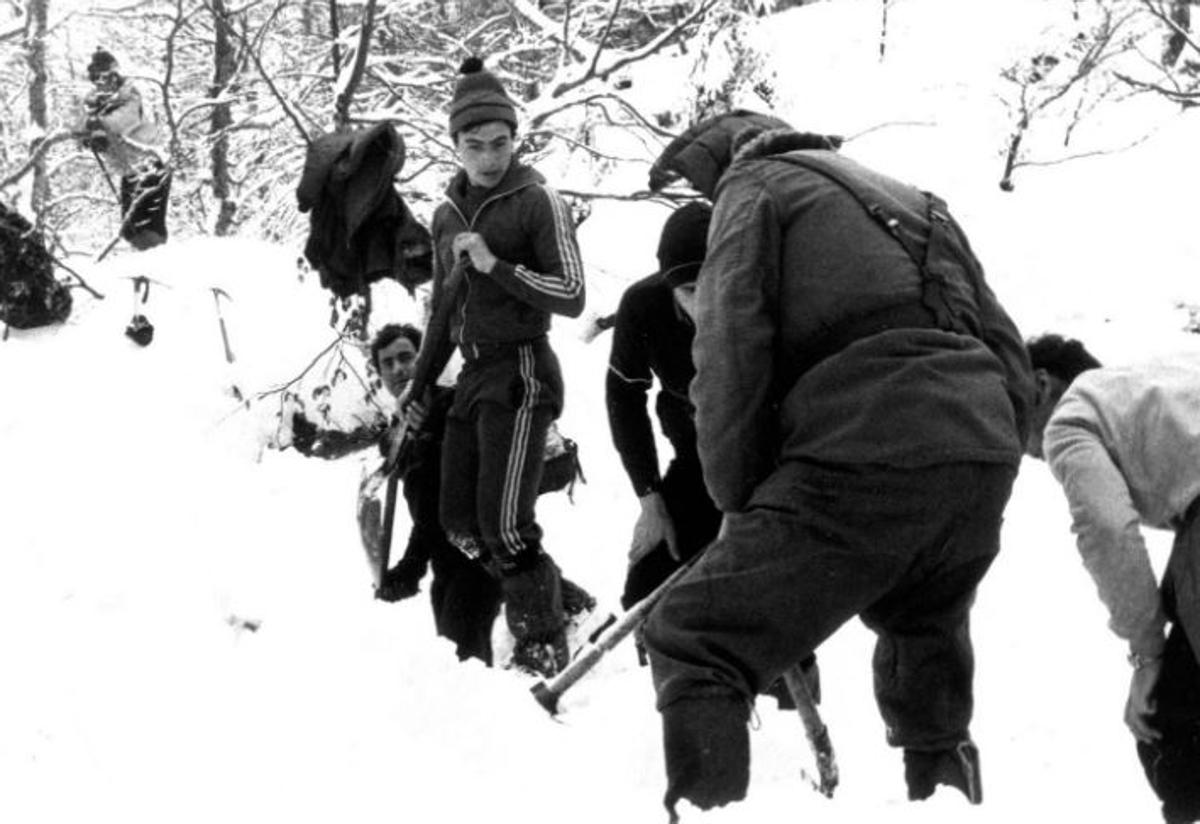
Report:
78,48,171,251
404,56,586,679
1024,334,1200,824
639,111,1034,816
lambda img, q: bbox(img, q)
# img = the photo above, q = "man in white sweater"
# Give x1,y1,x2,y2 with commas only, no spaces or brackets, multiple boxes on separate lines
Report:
1025,334,1200,824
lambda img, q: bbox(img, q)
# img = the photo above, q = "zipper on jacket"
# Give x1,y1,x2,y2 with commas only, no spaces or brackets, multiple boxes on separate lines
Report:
442,179,538,348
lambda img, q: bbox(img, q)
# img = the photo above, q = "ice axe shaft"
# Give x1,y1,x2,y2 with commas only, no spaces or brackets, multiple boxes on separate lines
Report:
375,258,469,590
529,549,840,799
210,287,235,363
784,663,839,797
530,552,701,714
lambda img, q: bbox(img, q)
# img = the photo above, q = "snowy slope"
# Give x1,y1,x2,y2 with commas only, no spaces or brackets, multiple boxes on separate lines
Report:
5,1,1200,822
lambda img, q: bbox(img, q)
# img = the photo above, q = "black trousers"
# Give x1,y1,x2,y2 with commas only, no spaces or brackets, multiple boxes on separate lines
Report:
119,161,170,248
428,536,502,665
441,339,562,566
621,451,722,610
1137,519,1200,824
646,460,1015,750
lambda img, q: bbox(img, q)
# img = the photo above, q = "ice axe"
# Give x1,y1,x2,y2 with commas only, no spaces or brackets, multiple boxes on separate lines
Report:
529,554,701,715
210,287,236,363
373,256,469,593
529,551,839,798
785,662,838,796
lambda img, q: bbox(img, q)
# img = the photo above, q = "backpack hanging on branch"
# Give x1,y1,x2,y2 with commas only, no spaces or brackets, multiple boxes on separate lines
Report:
0,203,72,331
295,122,433,299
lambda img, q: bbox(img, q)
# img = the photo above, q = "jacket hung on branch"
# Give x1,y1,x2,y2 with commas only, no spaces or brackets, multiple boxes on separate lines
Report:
692,130,1033,512
296,123,433,298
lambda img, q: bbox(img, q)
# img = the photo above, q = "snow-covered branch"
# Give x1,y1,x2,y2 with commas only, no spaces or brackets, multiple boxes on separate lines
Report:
0,128,74,191
550,0,720,98
503,0,588,62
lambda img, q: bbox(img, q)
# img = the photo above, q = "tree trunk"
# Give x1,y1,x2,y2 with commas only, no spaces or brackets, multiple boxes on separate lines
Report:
301,0,316,36
333,0,378,131
24,0,49,224
1163,0,1192,68
879,0,888,60
210,0,237,235
327,0,342,84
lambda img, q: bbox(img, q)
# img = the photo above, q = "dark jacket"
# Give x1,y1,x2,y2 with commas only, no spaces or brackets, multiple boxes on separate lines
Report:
296,123,432,298
693,131,1034,512
606,272,698,497
419,161,585,379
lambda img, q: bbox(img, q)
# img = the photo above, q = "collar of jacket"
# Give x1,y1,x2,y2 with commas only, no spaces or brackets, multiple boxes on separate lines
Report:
444,161,545,214
731,128,841,165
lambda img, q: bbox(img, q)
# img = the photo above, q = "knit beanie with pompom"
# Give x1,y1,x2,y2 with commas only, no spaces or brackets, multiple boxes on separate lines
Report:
87,48,119,81
448,56,518,137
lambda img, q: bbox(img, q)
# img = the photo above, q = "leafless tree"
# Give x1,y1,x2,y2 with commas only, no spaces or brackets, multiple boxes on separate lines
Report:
24,0,49,221
997,1,1146,191
209,0,236,234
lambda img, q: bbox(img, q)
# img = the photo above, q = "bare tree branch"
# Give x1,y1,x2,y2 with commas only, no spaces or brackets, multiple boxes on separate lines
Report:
1115,69,1200,103
201,0,311,145
327,0,341,80
334,0,379,130
503,0,587,62
845,119,937,142
256,335,350,400
550,0,719,97
585,0,624,80
1140,0,1200,60
0,128,74,190
1010,128,1160,170
528,90,674,139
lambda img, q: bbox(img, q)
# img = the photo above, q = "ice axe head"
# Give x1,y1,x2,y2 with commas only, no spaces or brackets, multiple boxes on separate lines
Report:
210,287,236,363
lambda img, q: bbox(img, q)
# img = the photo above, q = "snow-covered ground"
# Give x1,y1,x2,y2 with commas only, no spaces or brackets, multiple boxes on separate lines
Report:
4,1,1200,822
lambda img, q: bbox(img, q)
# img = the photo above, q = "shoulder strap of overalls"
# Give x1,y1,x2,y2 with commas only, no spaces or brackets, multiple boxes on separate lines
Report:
769,151,968,334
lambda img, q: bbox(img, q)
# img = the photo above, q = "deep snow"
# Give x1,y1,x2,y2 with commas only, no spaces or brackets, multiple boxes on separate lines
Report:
4,1,1200,822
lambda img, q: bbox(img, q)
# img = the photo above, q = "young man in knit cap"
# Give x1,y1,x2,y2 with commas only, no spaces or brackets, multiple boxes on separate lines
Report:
638,111,1034,817
78,49,170,251
404,57,586,678
1025,334,1200,824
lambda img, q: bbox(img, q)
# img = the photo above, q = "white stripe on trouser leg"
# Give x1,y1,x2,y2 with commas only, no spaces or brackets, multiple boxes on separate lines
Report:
499,344,539,557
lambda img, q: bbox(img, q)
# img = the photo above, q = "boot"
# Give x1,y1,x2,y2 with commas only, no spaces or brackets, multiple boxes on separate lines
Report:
510,632,569,678
904,740,982,804
662,692,751,815
559,574,596,618
501,551,567,678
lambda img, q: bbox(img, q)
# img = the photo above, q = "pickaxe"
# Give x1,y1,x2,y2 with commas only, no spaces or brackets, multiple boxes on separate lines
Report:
210,287,236,363
530,552,839,797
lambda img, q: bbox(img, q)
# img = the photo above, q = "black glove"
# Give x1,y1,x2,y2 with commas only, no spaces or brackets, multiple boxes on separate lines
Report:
124,314,153,346
375,557,427,602
290,413,317,455
82,130,109,153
